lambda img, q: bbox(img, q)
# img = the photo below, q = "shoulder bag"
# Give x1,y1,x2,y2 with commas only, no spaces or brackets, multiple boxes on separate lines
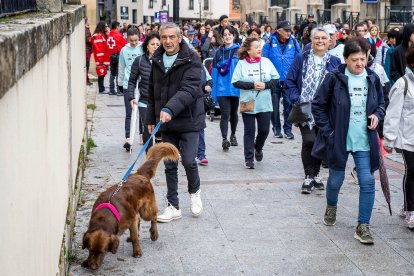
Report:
239,61,261,113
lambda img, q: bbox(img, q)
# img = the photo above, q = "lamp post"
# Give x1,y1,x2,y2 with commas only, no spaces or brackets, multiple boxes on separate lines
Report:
198,0,202,21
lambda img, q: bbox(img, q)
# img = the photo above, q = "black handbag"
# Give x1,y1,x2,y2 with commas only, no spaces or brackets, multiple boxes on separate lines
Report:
287,102,312,124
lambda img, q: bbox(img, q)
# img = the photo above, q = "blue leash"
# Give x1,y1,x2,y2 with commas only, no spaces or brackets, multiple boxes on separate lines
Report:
107,121,162,203
121,121,163,182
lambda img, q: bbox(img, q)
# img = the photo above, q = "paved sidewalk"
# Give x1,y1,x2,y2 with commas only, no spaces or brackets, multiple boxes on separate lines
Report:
70,81,413,275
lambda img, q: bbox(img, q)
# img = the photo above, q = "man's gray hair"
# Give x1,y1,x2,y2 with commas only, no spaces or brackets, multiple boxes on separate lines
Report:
159,22,181,37
310,26,329,39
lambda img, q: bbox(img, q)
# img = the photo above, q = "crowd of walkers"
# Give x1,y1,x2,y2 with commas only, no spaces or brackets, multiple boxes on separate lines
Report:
86,15,414,245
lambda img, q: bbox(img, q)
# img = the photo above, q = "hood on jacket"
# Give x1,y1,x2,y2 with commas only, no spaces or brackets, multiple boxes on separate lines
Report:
402,23,414,48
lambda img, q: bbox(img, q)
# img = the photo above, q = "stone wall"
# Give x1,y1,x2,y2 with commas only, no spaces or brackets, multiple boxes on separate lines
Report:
0,5,87,276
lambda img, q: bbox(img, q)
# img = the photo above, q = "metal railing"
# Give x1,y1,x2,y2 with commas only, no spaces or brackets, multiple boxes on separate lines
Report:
385,6,414,28
259,15,268,25
342,11,359,30
317,9,331,24
295,13,307,25
276,10,286,23
0,0,37,17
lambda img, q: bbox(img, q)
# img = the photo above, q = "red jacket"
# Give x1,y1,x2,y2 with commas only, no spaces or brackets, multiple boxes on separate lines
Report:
106,30,127,56
91,33,110,66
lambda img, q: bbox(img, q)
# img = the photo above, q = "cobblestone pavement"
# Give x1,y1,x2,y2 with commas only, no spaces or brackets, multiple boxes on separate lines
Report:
69,80,413,276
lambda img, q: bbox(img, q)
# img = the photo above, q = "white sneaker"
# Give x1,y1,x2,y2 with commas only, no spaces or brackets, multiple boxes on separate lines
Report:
157,205,182,223
399,205,407,218
190,189,203,216
406,211,414,229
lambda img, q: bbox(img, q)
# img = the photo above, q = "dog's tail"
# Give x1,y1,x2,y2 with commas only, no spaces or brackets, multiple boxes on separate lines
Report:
136,142,180,179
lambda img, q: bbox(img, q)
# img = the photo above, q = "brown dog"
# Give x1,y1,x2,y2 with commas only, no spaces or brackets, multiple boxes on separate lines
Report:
82,142,179,269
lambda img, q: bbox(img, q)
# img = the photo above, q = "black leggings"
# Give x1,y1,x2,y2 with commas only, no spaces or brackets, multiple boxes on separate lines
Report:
217,96,239,139
402,150,414,211
299,125,322,178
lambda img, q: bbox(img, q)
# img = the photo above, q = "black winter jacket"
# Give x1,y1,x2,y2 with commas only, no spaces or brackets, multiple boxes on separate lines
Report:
390,23,414,83
311,64,385,173
145,41,206,133
127,54,152,104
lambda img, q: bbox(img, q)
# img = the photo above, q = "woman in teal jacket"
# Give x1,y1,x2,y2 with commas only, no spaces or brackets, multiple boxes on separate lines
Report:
211,26,240,151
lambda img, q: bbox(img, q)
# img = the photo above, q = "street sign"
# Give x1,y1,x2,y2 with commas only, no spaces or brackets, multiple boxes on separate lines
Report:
154,12,160,23
160,10,169,24
362,0,379,3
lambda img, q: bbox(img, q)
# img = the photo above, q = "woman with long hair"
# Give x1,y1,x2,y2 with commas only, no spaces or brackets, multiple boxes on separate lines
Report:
90,21,109,93
211,26,240,151
232,37,279,169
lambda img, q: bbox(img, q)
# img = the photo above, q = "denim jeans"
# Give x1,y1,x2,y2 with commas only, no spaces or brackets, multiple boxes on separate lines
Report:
162,131,200,208
326,151,375,224
271,82,292,135
197,128,206,160
242,112,271,162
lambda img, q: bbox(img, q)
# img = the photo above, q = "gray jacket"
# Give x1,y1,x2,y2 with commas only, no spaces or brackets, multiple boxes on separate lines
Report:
383,72,414,151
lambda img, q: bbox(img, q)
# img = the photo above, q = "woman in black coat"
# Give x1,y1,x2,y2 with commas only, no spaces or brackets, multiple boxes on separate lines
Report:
126,32,161,151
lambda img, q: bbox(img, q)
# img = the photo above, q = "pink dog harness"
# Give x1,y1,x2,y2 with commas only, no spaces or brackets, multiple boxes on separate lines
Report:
94,203,120,222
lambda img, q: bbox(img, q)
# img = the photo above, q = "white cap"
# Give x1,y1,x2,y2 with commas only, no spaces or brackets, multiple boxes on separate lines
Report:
324,24,337,34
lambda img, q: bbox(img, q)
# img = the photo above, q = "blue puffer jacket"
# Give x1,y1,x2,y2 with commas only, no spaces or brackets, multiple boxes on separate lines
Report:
262,33,301,81
285,50,341,103
211,44,240,103
311,64,385,172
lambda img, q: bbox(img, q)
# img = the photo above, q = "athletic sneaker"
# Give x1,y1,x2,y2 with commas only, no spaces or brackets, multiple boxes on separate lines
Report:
285,132,294,140
323,205,337,226
197,157,208,166
301,176,314,194
157,205,182,223
312,176,325,190
406,211,414,229
354,224,374,244
351,167,359,185
222,139,230,151
244,161,255,169
255,149,263,162
399,205,407,218
230,135,238,146
273,128,283,138
190,189,203,216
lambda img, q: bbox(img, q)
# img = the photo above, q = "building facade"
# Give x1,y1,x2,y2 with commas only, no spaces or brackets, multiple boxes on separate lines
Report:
240,0,407,31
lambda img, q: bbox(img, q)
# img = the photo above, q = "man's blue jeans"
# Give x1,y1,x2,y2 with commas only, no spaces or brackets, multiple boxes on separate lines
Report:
197,129,206,160
326,151,375,224
271,82,292,135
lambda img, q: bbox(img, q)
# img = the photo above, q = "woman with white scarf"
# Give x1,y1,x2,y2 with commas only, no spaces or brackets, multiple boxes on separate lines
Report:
285,26,341,194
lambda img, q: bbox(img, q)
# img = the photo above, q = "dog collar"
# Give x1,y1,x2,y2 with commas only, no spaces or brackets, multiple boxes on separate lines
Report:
94,203,120,222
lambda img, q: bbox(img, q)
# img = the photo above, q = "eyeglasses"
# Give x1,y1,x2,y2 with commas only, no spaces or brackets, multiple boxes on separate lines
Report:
313,36,329,41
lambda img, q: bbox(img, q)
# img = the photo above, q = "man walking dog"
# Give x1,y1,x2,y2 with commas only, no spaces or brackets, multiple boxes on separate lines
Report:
146,22,205,222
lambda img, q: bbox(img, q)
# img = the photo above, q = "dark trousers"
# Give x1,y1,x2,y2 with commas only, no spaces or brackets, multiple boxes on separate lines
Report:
109,61,118,94
299,125,322,177
402,150,414,211
271,82,292,134
217,96,239,139
242,112,271,162
138,105,153,151
98,75,105,92
162,131,200,208
86,57,90,83
122,87,132,138
197,128,206,159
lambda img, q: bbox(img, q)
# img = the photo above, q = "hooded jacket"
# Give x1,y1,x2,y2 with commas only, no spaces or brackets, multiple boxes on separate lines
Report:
383,71,414,152
106,29,127,56
211,43,240,102
311,64,385,172
145,41,206,133
262,33,301,81
118,43,144,89
391,23,414,82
